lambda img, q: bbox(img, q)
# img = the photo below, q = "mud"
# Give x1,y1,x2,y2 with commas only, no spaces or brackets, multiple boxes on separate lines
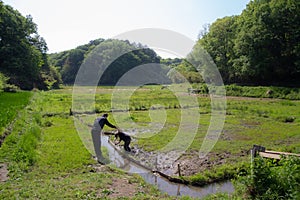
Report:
126,144,248,177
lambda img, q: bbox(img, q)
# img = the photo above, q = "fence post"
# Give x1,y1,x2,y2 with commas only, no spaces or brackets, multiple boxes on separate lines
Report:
178,163,181,177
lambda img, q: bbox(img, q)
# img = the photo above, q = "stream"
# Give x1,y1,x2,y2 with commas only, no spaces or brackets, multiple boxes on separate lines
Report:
101,135,234,198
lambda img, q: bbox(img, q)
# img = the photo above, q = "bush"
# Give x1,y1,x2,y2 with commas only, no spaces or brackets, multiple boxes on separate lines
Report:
0,72,8,92
239,156,300,199
4,84,20,93
217,84,300,100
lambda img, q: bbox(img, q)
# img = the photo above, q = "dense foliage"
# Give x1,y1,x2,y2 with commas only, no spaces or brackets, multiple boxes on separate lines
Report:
50,39,163,85
0,1,61,90
49,39,104,85
236,156,300,199
194,0,300,86
2,0,300,89
47,0,300,87
0,72,7,91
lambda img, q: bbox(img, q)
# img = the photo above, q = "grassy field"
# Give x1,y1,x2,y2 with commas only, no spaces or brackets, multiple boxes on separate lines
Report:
74,85,300,185
0,91,174,199
0,85,299,199
0,92,32,137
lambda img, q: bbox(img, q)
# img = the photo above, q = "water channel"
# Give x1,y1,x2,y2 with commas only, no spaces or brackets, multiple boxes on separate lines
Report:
101,135,234,198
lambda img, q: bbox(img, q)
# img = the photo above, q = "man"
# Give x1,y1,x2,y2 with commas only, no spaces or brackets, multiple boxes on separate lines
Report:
91,113,118,164
114,131,131,152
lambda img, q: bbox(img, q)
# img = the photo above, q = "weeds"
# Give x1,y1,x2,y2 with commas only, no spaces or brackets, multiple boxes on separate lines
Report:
0,92,32,136
236,156,300,199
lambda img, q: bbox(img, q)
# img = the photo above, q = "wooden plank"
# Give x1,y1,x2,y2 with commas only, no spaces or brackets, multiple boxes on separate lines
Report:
265,150,300,157
259,152,281,160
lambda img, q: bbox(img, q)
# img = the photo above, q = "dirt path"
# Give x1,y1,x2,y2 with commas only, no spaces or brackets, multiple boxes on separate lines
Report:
0,163,9,182
91,164,164,199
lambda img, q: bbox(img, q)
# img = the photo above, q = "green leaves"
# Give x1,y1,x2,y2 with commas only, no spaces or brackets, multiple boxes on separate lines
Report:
0,3,59,90
195,0,300,86
247,156,300,199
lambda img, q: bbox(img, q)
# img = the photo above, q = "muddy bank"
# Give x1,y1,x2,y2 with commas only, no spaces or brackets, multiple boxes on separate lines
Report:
105,138,235,198
120,143,247,177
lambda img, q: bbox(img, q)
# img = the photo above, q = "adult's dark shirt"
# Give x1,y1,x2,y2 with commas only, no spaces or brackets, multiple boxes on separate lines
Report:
98,117,116,129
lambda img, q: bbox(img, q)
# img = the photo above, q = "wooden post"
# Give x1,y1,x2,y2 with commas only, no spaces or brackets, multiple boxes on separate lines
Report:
178,163,181,177
250,149,254,178
177,184,181,196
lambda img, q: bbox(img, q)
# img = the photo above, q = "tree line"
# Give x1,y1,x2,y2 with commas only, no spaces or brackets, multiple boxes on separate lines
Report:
0,2,61,90
193,0,300,86
1,0,299,90
49,39,164,86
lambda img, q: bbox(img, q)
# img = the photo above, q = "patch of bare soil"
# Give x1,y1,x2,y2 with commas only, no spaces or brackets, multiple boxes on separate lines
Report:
105,177,140,198
89,164,153,199
172,151,248,176
112,138,247,177
0,163,9,182
172,152,231,176
131,146,248,177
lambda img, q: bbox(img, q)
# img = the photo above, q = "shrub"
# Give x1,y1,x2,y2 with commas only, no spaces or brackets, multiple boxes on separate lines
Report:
239,156,300,199
4,84,20,93
0,72,8,92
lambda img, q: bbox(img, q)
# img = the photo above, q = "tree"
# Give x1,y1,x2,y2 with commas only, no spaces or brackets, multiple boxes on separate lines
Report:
98,40,161,85
0,2,60,90
61,49,85,84
233,0,300,85
198,16,237,83
194,0,300,86
52,39,164,86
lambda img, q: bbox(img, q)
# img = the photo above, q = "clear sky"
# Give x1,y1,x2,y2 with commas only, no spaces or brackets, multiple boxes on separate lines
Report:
3,0,250,55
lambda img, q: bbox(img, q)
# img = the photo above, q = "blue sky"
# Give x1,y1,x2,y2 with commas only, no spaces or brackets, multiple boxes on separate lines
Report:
4,0,250,56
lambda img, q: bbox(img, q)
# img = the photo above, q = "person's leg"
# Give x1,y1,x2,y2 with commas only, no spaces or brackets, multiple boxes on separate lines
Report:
124,140,131,152
91,129,104,163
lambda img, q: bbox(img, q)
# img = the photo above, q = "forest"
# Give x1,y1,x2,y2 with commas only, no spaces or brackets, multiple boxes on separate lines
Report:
0,2,60,90
1,0,300,90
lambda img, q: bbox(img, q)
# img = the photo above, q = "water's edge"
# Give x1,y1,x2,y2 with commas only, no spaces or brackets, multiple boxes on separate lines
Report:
102,136,234,198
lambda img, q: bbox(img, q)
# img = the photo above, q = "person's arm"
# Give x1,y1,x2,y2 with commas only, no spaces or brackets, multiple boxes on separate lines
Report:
104,119,117,129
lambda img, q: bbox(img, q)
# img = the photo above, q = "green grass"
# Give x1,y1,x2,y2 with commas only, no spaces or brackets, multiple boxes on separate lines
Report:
0,92,42,175
0,91,32,136
193,84,300,100
72,85,300,187
1,85,300,199
77,85,300,156
0,89,178,199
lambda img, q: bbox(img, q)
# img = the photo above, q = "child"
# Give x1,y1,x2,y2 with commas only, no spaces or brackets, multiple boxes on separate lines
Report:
114,131,131,152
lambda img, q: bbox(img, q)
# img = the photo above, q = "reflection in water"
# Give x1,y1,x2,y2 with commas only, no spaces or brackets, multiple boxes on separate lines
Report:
101,136,234,198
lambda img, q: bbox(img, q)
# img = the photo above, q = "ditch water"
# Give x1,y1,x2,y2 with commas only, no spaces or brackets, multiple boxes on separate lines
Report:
101,136,234,198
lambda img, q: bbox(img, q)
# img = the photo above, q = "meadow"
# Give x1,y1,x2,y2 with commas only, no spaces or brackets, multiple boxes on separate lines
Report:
0,91,170,199
0,85,299,199
74,85,300,185
0,92,32,137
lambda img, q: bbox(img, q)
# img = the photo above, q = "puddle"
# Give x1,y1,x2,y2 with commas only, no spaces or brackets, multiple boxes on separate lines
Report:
101,136,234,198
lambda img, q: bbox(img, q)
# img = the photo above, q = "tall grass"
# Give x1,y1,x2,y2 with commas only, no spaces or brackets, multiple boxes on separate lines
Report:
0,88,172,199
0,92,41,175
0,92,32,136
192,84,300,100
235,156,300,199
